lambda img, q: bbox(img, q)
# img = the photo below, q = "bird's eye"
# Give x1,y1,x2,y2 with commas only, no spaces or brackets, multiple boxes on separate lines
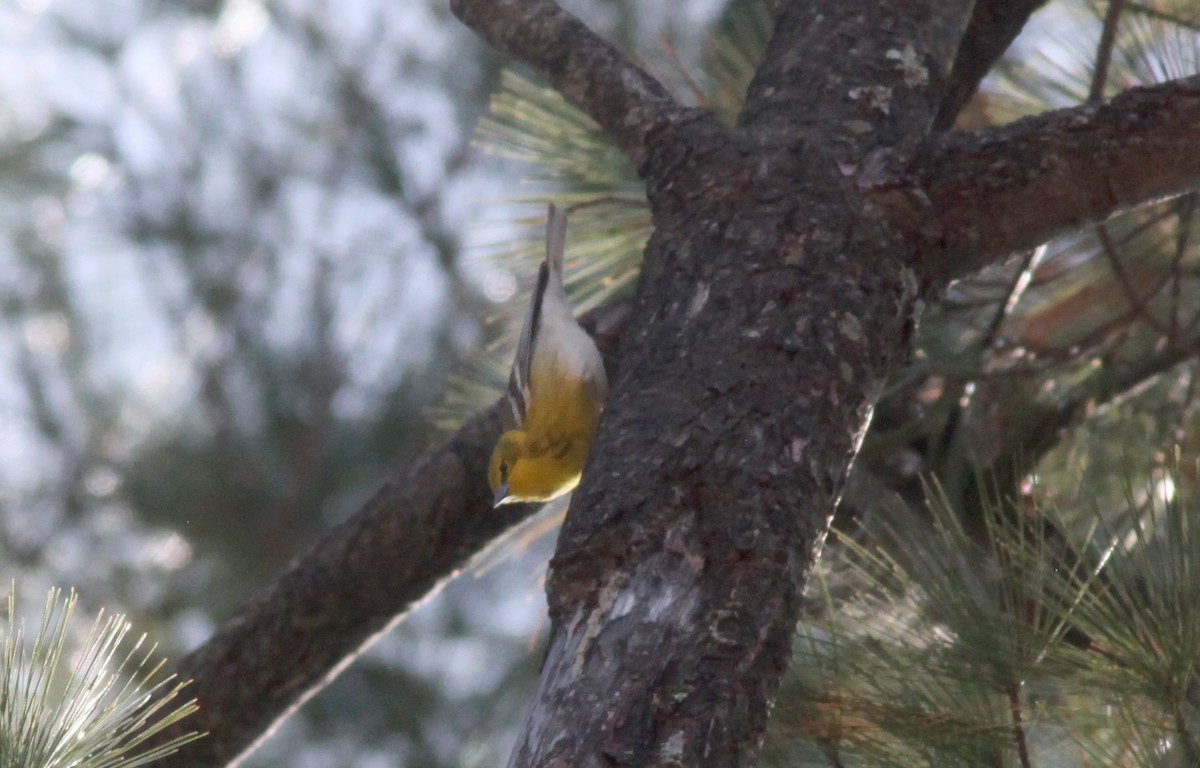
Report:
499,461,510,483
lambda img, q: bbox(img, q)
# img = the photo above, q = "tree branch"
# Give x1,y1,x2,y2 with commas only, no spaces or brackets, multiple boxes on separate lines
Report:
155,304,630,767
449,0,694,168
933,0,1049,130
158,403,522,766
1089,0,1127,103
913,74,1200,283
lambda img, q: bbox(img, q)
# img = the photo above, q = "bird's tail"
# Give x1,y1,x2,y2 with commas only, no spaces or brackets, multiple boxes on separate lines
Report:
545,203,567,281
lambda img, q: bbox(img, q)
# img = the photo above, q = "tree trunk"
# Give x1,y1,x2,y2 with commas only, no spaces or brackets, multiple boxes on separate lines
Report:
491,1,973,764
451,0,1200,764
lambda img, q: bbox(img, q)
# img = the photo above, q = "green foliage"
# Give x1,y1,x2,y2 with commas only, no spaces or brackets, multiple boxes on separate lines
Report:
478,72,637,191
0,588,200,768
991,0,1200,120
767,457,1200,767
1056,459,1200,710
440,0,776,431
432,76,655,431
474,72,651,310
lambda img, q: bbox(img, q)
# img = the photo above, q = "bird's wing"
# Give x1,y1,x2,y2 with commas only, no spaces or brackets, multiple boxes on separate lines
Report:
506,204,566,427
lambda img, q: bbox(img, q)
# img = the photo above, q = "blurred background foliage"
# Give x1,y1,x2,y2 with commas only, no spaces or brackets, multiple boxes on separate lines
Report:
1,0,1199,764
0,0,725,764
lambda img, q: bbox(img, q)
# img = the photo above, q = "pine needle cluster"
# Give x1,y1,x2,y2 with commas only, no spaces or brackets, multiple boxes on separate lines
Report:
0,588,200,768
768,457,1200,768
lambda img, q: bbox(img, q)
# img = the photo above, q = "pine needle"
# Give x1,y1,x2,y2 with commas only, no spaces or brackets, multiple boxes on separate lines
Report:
0,587,202,768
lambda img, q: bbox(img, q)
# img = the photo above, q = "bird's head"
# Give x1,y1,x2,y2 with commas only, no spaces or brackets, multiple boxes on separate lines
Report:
488,430,530,507
487,429,583,506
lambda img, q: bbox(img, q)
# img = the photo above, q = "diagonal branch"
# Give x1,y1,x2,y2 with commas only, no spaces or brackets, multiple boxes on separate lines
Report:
450,0,694,168
1097,224,1172,336
913,74,1200,283
1089,0,1127,103
153,304,630,767
934,0,1049,131
158,402,522,767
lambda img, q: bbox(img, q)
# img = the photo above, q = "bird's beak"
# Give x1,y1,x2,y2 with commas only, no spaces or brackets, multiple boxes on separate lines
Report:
493,483,512,507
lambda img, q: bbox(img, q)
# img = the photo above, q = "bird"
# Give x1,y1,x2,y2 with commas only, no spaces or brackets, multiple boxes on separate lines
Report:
488,203,608,506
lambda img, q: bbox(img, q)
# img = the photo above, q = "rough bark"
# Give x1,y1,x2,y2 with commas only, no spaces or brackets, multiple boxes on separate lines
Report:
447,0,696,167
914,73,1200,284
494,1,974,765
455,1,1200,766
154,2,1200,766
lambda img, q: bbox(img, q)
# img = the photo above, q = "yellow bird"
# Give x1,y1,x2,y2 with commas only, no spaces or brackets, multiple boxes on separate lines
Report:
488,204,608,506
